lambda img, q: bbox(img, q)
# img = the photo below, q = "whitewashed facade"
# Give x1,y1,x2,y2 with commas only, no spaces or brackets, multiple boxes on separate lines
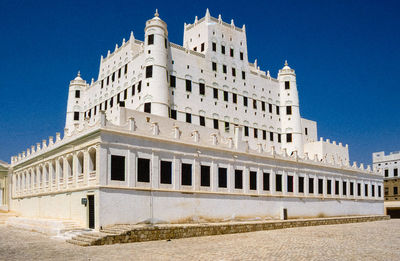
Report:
9,10,383,230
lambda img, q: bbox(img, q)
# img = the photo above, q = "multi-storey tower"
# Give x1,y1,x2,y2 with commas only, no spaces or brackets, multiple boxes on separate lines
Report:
140,10,170,117
278,61,303,155
65,72,86,131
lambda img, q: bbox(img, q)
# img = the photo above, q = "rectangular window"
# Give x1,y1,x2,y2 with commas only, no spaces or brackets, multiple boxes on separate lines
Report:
232,68,236,77
213,119,219,129
278,134,281,143
170,109,177,120
144,102,151,113
218,167,227,188
372,185,375,197
298,176,304,193
276,106,280,115
250,171,257,190
305,128,308,135
75,90,80,98
104,101,107,110
107,76,109,85
224,91,228,101
201,43,204,52
170,75,176,87
186,79,192,92
124,89,127,100
357,183,361,196
111,155,125,181
261,101,265,111
394,187,398,195
385,169,388,177
378,185,381,197
244,126,249,137
181,163,192,186
74,112,79,121
112,72,115,82
262,130,267,140
101,80,104,88
286,133,292,143
148,34,154,45
212,62,217,72
335,180,339,195
223,64,227,74
327,180,332,194
286,106,292,115
137,158,150,182
243,97,248,107
213,88,218,99
263,172,270,191
242,71,246,80
186,113,192,123
395,168,398,176
165,38,168,48
318,179,323,194
235,169,243,189
254,128,258,138
240,52,243,60
212,42,216,52
225,122,229,132
269,132,274,141
309,178,314,193
160,161,172,184
253,99,257,109
350,182,354,195
230,48,234,57
118,68,121,78
221,45,225,54
138,81,142,93
132,84,136,96
287,175,293,192
201,165,210,187
285,81,290,89
276,174,282,192
199,116,205,126
343,181,347,195
124,64,128,74
199,83,205,95
232,93,237,104
117,93,121,103
365,184,368,196
269,104,273,113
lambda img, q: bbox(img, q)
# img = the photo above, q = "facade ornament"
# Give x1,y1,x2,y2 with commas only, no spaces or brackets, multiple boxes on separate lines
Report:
154,9,159,18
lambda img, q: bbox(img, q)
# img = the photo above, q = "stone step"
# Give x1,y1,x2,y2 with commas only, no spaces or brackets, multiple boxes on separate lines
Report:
66,238,90,247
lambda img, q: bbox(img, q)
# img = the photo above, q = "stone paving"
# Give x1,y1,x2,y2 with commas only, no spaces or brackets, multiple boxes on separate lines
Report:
1,219,400,260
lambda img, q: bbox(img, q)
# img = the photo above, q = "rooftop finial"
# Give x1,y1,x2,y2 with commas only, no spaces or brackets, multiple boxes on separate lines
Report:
77,71,80,77
205,8,210,17
285,60,288,66
155,9,159,17
130,31,135,40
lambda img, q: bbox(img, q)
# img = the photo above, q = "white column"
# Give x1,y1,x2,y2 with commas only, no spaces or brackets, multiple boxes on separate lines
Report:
293,172,298,195
270,170,275,195
282,171,287,195
304,174,309,196
151,152,159,189
128,149,136,187
243,167,249,194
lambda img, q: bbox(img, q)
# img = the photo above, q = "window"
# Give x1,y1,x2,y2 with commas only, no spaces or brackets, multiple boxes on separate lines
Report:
276,174,282,192
235,169,243,189
372,185,375,197
262,130,267,140
250,171,257,190
138,81,142,93
170,109,177,120
243,96,248,107
365,184,368,196
144,102,151,113
230,48,234,57
101,80,104,88
285,81,290,89
212,62,217,72
298,176,304,193
137,158,150,182
286,106,292,115
112,72,115,82
254,128,258,138
263,172,270,191
111,155,125,181
186,113,192,123
124,64,128,74
269,132,274,141
213,88,218,99
118,68,121,78
309,178,314,193
124,89,127,100
357,183,361,196
186,79,192,92
201,165,210,186
350,182,354,195
240,52,243,60
224,91,228,101
201,43,204,52
232,93,237,104
170,75,176,87
213,119,219,129
378,185,382,197
218,167,227,188
395,168,398,177
269,104,272,113
385,169,388,177
276,106,280,115
200,116,205,126
261,101,265,111
132,84,136,96
212,42,216,52
343,181,347,195
244,126,249,136
107,76,109,85
242,71,245,80
287,175,293,192
165,38,168,48
181,163,192,186
277,134,281,143
160,161,172,184
232,68,236,77
305,128,308,135
223,65,227,74
148,34,154,45
225,122,229,132
286,134,292,143
199,83,205,95
74,112,79,121
253,100,257,109
318,179,323,194
75,90,80,98
327,180,332,194
335,180,339,195
221,45,225,54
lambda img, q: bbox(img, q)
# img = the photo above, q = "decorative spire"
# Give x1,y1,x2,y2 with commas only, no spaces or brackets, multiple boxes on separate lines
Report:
130,31,135,40
194,16,198,24
218,14,222,22
122,38,126,45
77,71,81,77
115,43,118,51
285,60,288,66
154,9,159,17
205,8,210,17
231,19,235,27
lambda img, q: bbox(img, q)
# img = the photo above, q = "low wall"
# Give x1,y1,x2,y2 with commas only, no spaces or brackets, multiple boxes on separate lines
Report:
93,215,389,245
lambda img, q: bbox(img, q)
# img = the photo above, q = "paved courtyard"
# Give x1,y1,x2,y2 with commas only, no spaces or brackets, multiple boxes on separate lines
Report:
1,219,400,260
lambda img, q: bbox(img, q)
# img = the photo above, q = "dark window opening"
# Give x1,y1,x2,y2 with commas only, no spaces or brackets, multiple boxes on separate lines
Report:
327,180,332,194
218,167,227,188
224,91,228,101
365,184,368,197
335,180,339,195
221,45,225,54
261,101,265,111
278,134,281,143
309,178,314,194
232,68,236,77
232,93,237,103
350,182,354,195
269,104,273,113
223,64,227,74
200,116,205,126
276,174,282,192
286,106,292,115
242,71,246,80
75,90,80,98
213,119,219,129
263,172,270,191
299,176,304,193
270,132,274,141
212,42,216,52
254,128,258,138
285,81,290,89
240,52,244,60
160,161,172,184
244,126,249,137
253,99,257,109
199,83,205,95
201,43,205,52
170,109,177,120
186,79,192,92
138,81,142,93
181,163,192,186
262,130,267,140
170,75,176,87
343,181,347,195
243,97,248,107
74,112,79,121
225,122,229,132
212,62,217,72
137,158,150,182
118,68,121,78
111,155,125,181
201,165,210,187
235,169,243,189
145,65,153,78
357,183,361,196
318,179,323,194
148,34,154,45
286,133,292,143
132,84,136,96
144,102,151,113
186,113,192,123
250,171,257,190
287,175,293,192
213,88,218,99
276,106,280,115
230,48,234,57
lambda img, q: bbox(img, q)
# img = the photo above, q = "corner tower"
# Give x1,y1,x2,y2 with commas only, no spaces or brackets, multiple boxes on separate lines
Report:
140,10,170,117
65,72,86,131
278,61,304,155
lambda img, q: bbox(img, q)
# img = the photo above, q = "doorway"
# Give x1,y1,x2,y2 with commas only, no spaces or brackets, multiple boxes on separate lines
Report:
88,195,95,229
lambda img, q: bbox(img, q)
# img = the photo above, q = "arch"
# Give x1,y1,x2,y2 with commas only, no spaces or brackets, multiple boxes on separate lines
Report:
184,74,193,80
198,110,206,116
58,158,64,182
67,155,73,177
77,152,84,174
45,163,49,182
212,113,219,119
89,147,97,172
51,161,56,182
185,107,192,113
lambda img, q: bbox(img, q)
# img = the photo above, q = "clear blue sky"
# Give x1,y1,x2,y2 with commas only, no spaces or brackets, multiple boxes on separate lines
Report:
0,0,399,165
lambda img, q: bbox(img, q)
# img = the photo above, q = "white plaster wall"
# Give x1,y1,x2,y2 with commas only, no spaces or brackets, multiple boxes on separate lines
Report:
373,151,400,177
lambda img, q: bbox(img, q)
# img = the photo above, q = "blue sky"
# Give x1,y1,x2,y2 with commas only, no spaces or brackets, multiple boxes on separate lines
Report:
0,0,399,165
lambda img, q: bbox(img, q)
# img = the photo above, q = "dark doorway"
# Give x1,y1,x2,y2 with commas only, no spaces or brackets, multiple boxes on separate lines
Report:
88,195,95,229
387,208,400,218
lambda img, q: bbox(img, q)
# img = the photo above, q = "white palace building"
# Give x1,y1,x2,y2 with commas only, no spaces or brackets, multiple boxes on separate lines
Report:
8,10,383,230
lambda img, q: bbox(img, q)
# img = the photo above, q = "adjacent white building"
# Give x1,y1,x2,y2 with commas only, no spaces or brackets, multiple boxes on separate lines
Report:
373,151,400,178
8,10,383,230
